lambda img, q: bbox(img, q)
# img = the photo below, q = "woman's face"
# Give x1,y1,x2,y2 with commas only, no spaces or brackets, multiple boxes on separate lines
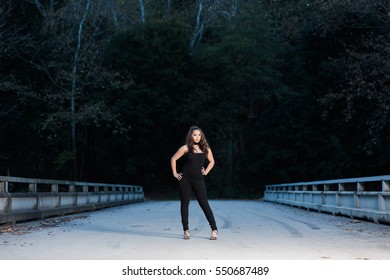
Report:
191,130,202,144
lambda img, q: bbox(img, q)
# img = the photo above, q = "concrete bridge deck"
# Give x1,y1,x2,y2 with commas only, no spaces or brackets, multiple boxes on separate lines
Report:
0,200,389,260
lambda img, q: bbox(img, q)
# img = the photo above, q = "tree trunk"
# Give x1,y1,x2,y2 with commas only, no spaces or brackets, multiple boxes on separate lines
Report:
163,0,172,19
189,0,204,50
71,0,91,180
139,0,145,23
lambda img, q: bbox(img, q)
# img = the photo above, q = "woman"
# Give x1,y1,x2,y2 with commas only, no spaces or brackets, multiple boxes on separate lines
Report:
171,126,218,240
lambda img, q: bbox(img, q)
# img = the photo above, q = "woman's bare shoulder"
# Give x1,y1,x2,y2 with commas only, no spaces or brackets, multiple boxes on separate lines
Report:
179,145,189,153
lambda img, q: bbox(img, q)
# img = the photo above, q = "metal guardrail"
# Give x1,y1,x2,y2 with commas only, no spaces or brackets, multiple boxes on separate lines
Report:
264,175,390,223
0,176,144,224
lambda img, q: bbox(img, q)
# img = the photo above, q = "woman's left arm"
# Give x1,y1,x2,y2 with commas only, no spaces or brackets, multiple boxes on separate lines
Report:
202,148,215,176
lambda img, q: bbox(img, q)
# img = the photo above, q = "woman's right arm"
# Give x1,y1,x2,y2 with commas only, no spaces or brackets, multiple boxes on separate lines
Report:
171,145,188,180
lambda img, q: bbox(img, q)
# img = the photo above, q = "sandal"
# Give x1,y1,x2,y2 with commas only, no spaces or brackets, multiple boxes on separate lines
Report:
210,230,218,240
184,230,190,240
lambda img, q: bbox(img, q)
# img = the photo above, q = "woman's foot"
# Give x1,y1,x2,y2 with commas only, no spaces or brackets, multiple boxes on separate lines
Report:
184,230,190,240
210,230,218,240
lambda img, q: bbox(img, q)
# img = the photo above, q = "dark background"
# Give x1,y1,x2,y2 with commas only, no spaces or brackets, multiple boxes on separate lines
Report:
1,0,390,199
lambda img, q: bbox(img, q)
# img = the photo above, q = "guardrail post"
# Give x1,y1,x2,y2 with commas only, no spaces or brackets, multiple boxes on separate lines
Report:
338,183,345,191
336,193,341,206
36,194,41,210
378,194,385,211
0,182,5,192
82,185,88,192
357,182,365,192
5,193,12,213
29,183,37,192
382,180,390,192
129,187,133,199
69,184,75,192
51,184,59,192
324,184,330,191
354,193,360,208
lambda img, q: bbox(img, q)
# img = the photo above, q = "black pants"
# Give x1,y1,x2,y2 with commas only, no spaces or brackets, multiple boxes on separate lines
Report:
179,177,217,231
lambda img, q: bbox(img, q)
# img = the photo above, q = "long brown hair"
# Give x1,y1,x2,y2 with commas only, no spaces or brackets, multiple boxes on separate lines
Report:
185,126,210,156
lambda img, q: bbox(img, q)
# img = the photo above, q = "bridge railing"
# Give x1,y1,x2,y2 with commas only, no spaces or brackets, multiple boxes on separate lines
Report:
264,175,390,223
0,176,144,224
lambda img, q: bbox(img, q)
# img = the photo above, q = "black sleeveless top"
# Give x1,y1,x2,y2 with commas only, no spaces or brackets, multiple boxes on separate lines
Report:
182,152,205,180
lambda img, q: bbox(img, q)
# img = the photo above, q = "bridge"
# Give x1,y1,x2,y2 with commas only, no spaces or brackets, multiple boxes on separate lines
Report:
0,175,143,224
264,175,390,223
0,175,389,260
1,200,389,260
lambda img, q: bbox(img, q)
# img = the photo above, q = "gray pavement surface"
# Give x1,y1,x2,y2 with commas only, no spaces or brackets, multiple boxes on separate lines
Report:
0,200,389,260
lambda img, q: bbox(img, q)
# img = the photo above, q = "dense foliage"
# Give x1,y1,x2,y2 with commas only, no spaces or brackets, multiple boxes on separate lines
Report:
1,0,390,198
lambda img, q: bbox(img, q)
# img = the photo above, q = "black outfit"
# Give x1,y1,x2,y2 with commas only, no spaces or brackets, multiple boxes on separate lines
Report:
179,152,217,231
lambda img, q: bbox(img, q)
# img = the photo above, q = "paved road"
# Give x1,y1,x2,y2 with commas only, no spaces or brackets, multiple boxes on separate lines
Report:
0,200,389,260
